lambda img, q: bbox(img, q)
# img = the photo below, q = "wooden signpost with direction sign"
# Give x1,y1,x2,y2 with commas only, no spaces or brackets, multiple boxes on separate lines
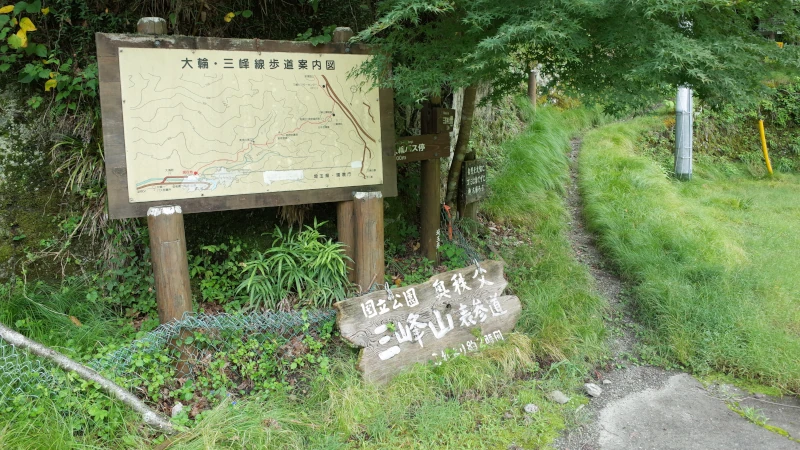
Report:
334,260,520,383
395,105,456,262
394,133,450,164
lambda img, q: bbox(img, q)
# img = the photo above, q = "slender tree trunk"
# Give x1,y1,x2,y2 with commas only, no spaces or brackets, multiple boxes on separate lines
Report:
444,84,478,208
0,322,175,433
528,61,538,108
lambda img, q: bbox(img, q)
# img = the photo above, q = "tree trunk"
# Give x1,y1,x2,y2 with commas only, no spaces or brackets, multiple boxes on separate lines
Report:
528,62,538,108
444,84,478,208
0,322,175,433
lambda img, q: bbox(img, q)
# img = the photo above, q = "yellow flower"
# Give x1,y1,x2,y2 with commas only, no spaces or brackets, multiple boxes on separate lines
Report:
19,17,36,31
41,7,49,15
224,12,235,23
0,5,14,14
44,79,57,92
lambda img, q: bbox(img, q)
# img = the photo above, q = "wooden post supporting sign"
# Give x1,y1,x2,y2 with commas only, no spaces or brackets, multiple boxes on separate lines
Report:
333,26,359,283
420,102,440,262
147,206,193,324
353,192,385,293
136,18,193,325
396,102,455,262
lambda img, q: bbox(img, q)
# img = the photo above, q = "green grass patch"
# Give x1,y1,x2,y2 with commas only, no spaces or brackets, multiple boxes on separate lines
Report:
483,105,608,365
579,118,800,393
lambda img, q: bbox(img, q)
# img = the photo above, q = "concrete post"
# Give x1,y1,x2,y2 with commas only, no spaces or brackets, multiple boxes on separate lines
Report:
675,86,693,181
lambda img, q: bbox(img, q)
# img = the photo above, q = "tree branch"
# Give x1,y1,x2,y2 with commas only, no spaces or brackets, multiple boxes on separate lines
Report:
0,322,175,433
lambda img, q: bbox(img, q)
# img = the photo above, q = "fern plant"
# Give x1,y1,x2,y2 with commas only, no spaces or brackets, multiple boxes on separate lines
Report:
237,220,353,310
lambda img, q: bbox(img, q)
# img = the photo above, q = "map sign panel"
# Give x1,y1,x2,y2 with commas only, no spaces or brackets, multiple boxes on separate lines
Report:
117,48,382,203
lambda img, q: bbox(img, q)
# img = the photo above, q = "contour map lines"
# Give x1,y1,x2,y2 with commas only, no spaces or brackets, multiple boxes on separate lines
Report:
117,48,382,203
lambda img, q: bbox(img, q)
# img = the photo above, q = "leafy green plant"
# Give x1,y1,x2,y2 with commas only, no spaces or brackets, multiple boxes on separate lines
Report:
237,220,353,310
0,2,98,112
296,24,338,46
188,238,248,307
222,9,253,23
87,224,156,315
438,241,469,269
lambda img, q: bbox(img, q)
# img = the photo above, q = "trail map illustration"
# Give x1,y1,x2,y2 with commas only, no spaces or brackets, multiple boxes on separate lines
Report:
118,47,382,203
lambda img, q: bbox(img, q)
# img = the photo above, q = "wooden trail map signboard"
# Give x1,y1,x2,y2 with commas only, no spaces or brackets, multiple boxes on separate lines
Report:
334,260,521,383
461,159,487,204
96,34,396,218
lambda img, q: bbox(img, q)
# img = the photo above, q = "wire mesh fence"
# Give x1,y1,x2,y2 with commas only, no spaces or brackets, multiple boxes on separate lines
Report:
0,340,58,401
440,205,485,264
0,309,336,404
89,309,336,380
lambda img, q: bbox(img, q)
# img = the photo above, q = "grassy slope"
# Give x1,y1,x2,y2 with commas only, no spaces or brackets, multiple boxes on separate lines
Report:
0,104,607,449
579,118,800,393
482,105,607,364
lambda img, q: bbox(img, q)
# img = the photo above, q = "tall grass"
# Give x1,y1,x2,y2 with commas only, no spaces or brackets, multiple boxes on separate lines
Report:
160,334,568,449
579,118,800,393
483,104,608,365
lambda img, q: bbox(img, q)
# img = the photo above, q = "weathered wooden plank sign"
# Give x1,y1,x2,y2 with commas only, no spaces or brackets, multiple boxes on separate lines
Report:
435,108,456,133
461,159,488,204
334,260,521,383
395,133,450,164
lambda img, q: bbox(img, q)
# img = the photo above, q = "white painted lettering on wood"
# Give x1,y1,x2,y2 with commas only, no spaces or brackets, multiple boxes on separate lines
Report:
334,260,521,383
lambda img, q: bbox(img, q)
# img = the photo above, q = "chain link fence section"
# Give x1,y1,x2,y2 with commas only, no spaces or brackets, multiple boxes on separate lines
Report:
383,205,486,292
0,340,58,401
89,309,336,382
0,309,335,403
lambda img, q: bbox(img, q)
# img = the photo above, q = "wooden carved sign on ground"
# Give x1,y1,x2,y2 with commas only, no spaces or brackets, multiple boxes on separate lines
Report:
334,260,521,383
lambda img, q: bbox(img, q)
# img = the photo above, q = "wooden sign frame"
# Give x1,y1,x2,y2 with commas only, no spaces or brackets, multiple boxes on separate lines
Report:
96,33,397,219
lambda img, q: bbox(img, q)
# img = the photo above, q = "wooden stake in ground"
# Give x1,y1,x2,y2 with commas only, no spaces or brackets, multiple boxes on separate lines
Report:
0,322,175,432
528,63,538,109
